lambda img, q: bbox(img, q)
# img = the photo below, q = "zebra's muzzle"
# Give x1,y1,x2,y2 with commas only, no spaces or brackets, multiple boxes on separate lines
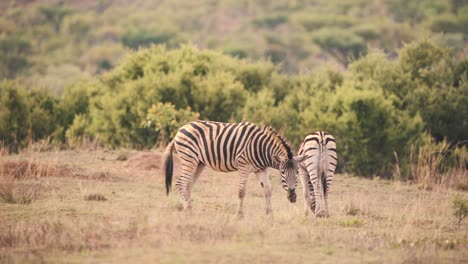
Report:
287,189,296,203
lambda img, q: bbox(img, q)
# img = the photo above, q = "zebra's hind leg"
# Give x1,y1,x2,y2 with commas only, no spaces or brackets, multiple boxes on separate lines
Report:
185,164,205,209
308,179,316,215
322,175,330,218
175,159,199,210
237,166,251,218
299,170,312,217
255,169,273,215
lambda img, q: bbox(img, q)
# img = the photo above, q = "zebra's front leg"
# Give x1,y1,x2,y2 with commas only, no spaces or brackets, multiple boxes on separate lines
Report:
299,170,311,217
237,167,251,217
255,169,273,215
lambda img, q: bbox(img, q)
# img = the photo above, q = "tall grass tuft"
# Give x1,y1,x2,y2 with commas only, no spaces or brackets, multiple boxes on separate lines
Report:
0,145,45,204
409,141,467,190
452,194,468,227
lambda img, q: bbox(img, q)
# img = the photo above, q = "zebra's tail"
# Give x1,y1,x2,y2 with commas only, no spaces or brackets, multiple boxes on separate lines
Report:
163,140,175,196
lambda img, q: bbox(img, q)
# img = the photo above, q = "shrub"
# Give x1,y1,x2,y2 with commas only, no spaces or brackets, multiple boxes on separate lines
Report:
298,77,424,177
86,45,274,147
144,102,199,147
399,41,468,143
27,88,61,141
0,80,29,152
65,114,91,147
452,194,468,227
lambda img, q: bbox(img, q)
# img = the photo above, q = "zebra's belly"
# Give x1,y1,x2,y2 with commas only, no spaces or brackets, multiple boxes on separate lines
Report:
200,161,239,173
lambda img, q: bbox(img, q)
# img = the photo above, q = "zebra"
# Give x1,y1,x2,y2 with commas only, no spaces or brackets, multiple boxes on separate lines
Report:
162,120,306,216
298,131,337,218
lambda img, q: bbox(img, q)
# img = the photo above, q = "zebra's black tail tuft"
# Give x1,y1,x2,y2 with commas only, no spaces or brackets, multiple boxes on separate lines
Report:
163,141,175,196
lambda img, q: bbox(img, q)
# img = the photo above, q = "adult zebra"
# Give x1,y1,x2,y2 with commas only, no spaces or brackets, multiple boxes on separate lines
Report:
298,131,337,218
163,120,306,216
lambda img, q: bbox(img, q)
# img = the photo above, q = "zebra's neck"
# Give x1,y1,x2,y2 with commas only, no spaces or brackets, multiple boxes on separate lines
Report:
245,126,293,170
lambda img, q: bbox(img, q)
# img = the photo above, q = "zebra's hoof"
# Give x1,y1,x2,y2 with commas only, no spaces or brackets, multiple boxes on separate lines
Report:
315,210,329,218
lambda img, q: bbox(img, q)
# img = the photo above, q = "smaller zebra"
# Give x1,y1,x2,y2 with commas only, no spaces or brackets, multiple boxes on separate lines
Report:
298,131,337,218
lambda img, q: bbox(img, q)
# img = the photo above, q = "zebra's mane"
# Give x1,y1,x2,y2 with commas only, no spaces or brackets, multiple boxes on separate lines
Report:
261,126,293,160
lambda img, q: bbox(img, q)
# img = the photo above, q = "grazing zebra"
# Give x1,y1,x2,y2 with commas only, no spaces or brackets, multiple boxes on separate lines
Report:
298,131,337,217
163,120,306,216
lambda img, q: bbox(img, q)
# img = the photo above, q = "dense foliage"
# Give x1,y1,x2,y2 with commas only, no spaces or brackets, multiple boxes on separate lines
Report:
1,41,466,177
0,1,467,178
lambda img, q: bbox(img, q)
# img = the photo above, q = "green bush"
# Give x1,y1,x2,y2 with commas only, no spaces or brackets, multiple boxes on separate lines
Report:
399,41,468,142
65,114,90,147
27,88,60,141
298,84,424,177
85,45,274,147
0,81,29,152
144,102,199,146
1,36,465,180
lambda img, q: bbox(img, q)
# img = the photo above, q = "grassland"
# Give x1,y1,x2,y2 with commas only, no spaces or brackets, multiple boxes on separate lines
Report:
0,149,467,263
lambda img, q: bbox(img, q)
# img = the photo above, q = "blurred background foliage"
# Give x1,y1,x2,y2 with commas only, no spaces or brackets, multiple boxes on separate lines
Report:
0,0,467,178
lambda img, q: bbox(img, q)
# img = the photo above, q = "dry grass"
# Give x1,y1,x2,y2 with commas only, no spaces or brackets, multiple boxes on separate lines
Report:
0,149,467,263
410,142,467,190
0,147,47,204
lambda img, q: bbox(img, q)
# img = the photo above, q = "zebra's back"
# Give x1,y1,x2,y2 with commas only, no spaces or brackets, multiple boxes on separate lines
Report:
299,131,337,180
173,121,261,172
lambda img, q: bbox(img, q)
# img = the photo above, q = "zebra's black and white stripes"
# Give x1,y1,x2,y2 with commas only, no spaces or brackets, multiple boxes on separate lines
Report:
163,121,305,216
298,131,337,217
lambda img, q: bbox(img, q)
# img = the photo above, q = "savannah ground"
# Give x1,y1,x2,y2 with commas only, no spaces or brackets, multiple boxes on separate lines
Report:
0,148,467,263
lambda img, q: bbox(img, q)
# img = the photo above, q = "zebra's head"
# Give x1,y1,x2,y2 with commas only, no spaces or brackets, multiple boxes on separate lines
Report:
273,155,307,203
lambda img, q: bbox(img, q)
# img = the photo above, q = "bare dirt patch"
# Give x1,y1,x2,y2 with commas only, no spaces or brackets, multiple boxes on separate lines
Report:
124,152,162,171
123,151,181,178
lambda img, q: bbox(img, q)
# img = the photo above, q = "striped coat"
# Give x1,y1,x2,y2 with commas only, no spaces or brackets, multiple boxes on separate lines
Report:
163,121,305,216
298,131,337,217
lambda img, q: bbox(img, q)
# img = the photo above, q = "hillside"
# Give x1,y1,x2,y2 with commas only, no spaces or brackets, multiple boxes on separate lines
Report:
1,0,467,95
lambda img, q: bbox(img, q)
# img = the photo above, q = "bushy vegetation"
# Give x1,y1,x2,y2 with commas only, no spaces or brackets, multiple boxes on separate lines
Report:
0,1,467,180
2,40,466,179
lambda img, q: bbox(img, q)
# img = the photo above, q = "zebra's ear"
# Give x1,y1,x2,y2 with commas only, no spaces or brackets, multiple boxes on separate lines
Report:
294,155,307,163
273,155,286,165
